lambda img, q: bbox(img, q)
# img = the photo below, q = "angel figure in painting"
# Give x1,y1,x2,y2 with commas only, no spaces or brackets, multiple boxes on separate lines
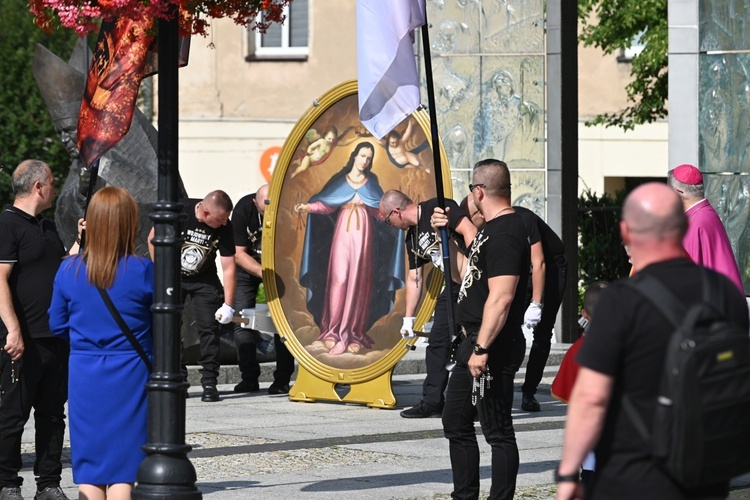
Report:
379,119,430,171
295,142,404,355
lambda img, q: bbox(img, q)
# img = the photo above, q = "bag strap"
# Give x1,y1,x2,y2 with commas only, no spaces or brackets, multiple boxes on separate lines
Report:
625,272,687,328
97,287,152,372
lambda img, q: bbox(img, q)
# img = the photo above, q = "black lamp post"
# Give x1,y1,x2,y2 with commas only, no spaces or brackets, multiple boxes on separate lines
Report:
131,13,202,499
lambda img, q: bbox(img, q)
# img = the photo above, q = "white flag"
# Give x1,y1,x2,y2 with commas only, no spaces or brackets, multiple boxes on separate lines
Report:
357,0,426,140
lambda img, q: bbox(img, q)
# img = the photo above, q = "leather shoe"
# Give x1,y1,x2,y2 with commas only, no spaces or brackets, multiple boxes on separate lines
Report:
268,383,290,395
521,393,540,412
400,401,442,418
201,385,220,402
234,380,260,393
0,487,24,500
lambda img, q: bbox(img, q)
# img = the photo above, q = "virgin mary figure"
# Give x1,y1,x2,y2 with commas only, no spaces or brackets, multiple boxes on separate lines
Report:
295,142,405,355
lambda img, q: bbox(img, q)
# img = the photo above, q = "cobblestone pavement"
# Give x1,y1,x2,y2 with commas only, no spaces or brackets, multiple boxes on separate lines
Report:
17,352,750,499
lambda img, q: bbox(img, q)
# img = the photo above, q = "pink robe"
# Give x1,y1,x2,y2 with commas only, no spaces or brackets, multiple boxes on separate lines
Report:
308,192,380,354
684,199,744,294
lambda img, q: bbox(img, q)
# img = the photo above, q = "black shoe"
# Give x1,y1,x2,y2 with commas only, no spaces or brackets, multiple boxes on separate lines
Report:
34,486,70,500
521,393,541,412
201,385,220,402
0,487,23,500
268,383,290,395
400,402,442,418
234,380,260,393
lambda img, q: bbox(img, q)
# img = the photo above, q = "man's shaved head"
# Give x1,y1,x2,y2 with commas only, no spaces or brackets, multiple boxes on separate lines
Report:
622,183,687,242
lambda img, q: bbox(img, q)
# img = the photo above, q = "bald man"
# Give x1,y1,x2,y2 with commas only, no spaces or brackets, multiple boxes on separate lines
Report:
556,183,748,500
231,185,294,395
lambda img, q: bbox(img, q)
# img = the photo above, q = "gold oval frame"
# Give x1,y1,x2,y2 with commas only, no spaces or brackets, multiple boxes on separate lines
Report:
262,79,452,386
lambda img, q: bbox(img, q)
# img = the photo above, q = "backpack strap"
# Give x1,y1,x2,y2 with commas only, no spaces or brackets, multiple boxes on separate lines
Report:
625,272,687,329
621,271,689,443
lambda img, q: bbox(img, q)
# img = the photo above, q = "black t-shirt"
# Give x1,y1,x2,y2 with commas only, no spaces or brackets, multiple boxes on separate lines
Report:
179,198,235,282
0,205,66,339
405,198,468,271
513,206,566,267
578,258,748,499
456,211,530,334
231,194,262,280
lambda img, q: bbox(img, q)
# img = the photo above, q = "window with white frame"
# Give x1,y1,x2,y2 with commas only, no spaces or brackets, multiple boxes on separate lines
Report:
618,30,646,63
250,0,309,59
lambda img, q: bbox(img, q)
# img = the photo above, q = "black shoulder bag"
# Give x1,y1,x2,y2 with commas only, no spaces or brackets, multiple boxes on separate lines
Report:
97,287,153,372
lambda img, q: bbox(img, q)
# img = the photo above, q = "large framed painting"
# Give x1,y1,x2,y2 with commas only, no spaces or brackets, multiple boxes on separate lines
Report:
262,80,452,408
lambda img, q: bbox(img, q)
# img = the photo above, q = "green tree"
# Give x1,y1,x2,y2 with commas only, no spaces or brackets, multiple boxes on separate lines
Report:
579,0,668,130
578,189,631,285
0,0,84,213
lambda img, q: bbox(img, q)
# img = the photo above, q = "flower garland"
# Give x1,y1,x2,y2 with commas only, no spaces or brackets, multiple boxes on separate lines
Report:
29,0,291,36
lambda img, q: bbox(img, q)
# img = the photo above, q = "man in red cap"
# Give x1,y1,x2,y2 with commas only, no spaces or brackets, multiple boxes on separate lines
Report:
667,164,744,294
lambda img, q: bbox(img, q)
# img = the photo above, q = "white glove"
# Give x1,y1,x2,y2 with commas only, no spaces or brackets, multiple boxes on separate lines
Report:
524,302,543,328
400,317,416,339
214,303,235,324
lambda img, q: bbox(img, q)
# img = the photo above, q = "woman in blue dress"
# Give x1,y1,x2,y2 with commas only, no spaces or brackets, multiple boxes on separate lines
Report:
49,186,153,500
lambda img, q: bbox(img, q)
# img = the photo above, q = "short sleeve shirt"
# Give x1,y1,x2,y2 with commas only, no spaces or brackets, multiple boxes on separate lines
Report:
405,198,468,271
231,194,262,279
0,205,66,339
179,198,235,281
578,259,748,498
513,206,566,266
456,212,530,333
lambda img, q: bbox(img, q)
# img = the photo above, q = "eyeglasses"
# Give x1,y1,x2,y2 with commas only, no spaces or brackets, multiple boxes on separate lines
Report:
384,209,397,226
469,183,486,192
264,199,270,205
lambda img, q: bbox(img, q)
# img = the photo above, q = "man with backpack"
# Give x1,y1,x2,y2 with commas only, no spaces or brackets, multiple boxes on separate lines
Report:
556,183,749,500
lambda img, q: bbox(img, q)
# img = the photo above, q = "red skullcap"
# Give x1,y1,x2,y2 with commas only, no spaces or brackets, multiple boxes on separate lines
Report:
672,164,703,185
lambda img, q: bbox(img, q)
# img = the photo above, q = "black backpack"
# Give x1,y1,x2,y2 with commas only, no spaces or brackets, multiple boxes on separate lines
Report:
624,268,750,488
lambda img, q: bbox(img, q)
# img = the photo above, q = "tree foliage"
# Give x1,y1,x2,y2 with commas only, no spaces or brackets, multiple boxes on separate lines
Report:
579,0,668,130
0,0,83,214
578,189,631,285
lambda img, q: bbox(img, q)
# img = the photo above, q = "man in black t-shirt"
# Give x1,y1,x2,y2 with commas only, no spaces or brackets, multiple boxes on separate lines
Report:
435,159,530,499
0,160,71,500
556,183,749,500
463,194,567,412
149,190,236,403
231,184,294,394
379,190,476,418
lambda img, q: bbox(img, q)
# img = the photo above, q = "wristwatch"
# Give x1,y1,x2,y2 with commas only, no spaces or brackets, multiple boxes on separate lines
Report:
554,469,579,483
473,343,488,355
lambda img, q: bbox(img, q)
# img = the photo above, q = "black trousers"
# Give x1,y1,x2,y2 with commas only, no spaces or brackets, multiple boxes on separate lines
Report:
442,331,525,500
233,274,294,386
522,263,567,395
422,283,459,410
181,277,223,386
0,337,68,490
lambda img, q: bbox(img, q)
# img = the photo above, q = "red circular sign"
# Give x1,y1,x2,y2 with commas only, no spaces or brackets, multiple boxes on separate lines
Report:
259,146,282,181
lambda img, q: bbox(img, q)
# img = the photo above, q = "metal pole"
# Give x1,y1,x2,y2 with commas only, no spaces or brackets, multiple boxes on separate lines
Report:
420,6,457,340
132,13,201,500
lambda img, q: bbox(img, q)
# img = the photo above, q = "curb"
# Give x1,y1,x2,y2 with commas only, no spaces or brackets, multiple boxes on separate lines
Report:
187,343,571,386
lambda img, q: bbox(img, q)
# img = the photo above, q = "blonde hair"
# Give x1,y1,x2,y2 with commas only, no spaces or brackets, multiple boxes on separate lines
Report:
82,186,139,289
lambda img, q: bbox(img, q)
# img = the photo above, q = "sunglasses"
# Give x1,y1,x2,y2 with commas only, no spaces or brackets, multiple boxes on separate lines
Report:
469,183,486,192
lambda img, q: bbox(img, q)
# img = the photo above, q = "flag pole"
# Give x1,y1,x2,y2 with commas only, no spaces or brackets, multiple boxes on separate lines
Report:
77,159,99,249
419,5,457,340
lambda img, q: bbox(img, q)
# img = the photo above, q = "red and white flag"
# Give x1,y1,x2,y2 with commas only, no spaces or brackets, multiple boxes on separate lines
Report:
77,15,155,168
357,0,425,140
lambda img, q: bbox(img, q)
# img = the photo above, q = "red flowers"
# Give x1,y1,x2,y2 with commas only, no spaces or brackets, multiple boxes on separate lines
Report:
29,0,291,36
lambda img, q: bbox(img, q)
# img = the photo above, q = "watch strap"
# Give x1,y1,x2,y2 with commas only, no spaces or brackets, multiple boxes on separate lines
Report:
554,469,579,483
